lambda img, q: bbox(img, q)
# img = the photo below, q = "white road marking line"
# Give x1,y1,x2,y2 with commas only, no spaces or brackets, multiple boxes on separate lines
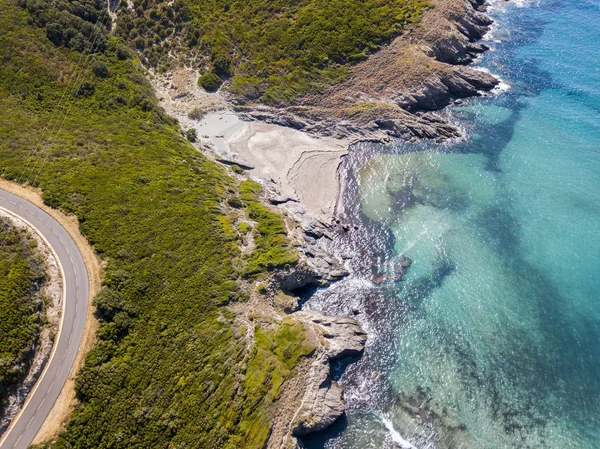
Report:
1,190,90,449
36,397,46,412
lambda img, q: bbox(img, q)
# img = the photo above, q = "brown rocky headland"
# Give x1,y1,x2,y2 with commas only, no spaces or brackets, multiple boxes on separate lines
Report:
236,0,500,142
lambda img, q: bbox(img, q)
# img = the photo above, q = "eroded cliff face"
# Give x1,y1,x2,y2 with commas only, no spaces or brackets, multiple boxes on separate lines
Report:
262,308,368,449
291,311,367,435
237,0,499,142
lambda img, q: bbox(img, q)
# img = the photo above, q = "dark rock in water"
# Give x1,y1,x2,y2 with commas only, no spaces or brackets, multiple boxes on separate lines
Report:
390,390,480,449
400,255,413,268
329,269,349,279
372,273,386,284
394,267,407,282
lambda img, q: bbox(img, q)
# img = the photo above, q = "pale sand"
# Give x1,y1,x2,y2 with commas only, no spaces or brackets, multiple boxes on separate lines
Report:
151,68,350,224
194,112,349,223
0,179,102,445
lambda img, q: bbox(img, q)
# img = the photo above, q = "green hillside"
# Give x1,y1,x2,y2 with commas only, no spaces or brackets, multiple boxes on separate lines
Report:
115,0,429,103
1,1,307,447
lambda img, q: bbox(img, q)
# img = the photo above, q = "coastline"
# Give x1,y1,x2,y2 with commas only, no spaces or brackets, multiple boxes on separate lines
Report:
148,0,501,446
152,0,503,235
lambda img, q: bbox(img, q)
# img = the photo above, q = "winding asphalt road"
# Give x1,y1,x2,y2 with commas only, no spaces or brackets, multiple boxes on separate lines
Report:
0,189,89,449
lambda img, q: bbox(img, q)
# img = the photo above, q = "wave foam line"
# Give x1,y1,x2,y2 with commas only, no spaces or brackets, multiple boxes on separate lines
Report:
381,416,420,449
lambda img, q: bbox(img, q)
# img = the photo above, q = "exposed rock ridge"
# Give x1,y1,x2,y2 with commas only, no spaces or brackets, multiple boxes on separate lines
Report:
289,311,367,444
236,0,499,143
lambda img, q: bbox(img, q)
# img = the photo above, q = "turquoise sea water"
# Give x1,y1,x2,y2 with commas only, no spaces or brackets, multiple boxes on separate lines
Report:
304,1,600,448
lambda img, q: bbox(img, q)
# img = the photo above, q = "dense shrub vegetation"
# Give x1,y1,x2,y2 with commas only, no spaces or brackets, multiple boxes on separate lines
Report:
0,218,46,411
115,0,429,103
198,72,223,92
1,1,309,446
18,0,111,53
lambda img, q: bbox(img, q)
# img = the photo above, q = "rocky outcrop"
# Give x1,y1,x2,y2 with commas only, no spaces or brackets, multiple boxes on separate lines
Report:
236,0,500,143
292,355,345,436
272,263,320,296
291,311,367,438
299,310,367,360
396,67,498,113
425,0,493,65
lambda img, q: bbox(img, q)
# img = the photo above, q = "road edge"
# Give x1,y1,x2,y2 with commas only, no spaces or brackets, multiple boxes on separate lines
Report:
0,205,66,444
0,179,102,445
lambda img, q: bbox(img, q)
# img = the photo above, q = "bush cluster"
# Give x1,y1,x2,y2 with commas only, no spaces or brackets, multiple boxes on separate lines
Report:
0,219,46,412
18,0,110,53
198,72,223,92
115,0,429,102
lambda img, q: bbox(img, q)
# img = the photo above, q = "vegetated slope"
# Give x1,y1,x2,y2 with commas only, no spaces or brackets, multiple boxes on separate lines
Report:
1,1,309,447
0,218,47,412
114,0,429,103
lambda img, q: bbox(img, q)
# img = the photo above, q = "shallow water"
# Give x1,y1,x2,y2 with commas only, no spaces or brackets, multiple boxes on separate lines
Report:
304,1,600,448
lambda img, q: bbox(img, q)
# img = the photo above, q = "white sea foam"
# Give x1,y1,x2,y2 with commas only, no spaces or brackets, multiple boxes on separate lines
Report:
487,0,540,12
482,19,503,44
381,416,420,449
492,80,511,95
472,66,511,95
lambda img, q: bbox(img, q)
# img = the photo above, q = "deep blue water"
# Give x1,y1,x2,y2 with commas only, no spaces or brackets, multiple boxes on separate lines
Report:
304,1,600,448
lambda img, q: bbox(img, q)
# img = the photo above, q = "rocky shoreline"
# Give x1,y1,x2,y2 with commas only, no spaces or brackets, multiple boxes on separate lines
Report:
235,0,500,143
256,1,501,447
149,1,500,446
